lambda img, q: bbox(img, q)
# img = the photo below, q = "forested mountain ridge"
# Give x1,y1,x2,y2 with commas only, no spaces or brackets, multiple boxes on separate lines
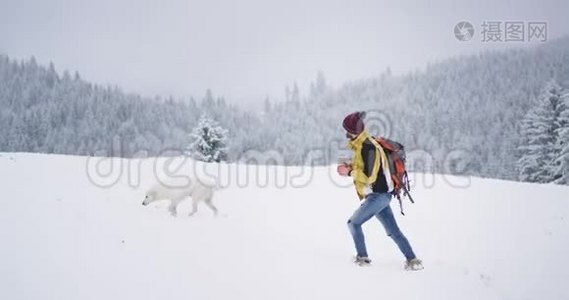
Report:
0,56,258,158
2,36,568,182
260,36,569,180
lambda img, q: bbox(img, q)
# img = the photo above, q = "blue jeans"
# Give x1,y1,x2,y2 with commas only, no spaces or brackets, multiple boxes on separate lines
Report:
347,192,416,260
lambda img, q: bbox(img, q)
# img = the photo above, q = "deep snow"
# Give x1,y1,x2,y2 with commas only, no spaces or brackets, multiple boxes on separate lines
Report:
1,153,568,300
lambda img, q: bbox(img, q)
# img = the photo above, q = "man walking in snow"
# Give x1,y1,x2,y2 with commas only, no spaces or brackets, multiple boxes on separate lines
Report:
337,111,423,270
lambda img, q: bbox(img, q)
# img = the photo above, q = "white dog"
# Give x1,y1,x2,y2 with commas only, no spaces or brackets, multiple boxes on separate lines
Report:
142,178,218,217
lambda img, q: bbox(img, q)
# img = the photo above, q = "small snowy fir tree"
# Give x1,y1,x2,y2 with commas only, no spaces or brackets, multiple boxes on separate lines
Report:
518,80,565,183
187,114,228,162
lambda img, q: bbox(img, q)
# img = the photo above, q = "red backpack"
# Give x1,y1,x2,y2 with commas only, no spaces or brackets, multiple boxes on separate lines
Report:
374,137,415,215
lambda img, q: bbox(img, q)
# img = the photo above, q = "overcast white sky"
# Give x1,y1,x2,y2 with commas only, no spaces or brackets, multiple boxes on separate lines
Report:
1,0,568,105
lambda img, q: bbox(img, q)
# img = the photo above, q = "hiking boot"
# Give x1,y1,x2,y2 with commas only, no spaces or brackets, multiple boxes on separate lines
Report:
404,258,424,271
354,256,372,266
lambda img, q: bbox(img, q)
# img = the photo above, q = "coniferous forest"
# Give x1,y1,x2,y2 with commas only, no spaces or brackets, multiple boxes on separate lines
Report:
1,37,569,184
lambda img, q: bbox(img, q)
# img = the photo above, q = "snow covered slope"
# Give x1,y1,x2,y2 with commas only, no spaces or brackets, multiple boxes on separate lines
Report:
1,153,568,300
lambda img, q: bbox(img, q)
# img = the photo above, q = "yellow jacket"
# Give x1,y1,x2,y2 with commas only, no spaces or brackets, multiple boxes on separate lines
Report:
347,130,393,199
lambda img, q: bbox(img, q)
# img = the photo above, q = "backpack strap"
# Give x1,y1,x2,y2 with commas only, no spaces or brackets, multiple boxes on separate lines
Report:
396,194,405,216
402,171,415,204
395,173,414,215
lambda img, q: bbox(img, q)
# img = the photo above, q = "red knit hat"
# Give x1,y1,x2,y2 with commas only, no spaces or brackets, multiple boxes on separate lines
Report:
342,111,366,135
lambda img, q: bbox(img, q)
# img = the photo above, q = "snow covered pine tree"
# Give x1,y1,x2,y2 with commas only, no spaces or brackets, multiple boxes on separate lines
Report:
187,114,229,162
518,79,568,183
553,92,569,184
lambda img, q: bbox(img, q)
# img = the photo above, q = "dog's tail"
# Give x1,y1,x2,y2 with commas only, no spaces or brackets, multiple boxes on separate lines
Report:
194,176,227,191
212,183,227,191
